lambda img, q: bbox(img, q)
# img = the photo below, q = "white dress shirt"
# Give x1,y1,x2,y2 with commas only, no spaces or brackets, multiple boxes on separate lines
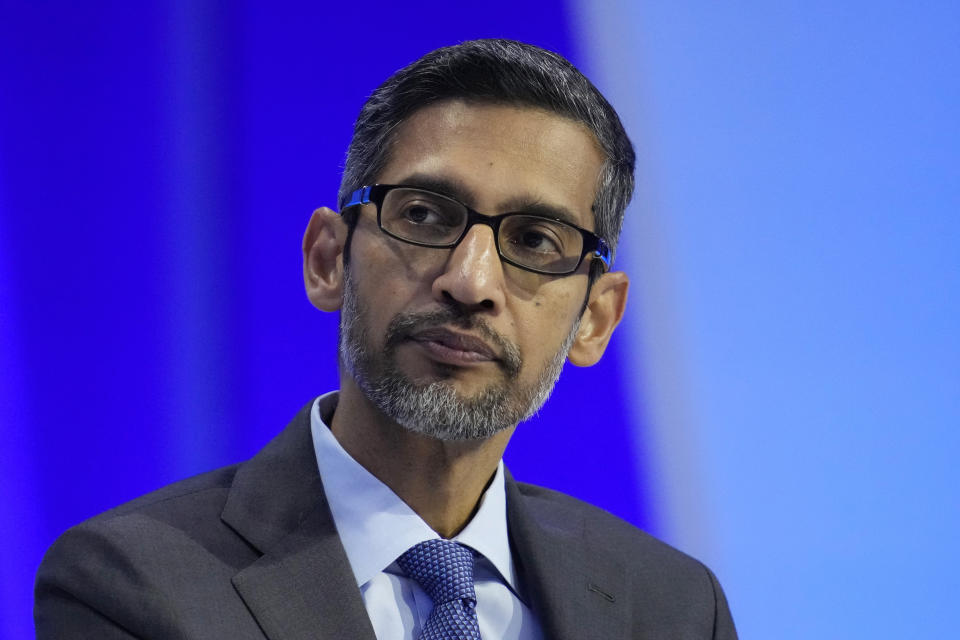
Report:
310,393,543,640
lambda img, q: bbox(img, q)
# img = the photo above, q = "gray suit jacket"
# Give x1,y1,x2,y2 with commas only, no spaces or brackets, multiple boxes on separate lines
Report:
35,403,737,639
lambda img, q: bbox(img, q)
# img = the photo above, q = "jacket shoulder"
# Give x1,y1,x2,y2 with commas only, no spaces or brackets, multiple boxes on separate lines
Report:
91,463,240,520
39,461,252,576
512,480,692,563
34,463,260,638
509,481,738,639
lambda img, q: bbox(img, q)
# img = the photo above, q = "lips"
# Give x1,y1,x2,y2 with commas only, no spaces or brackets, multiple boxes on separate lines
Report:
409,327,499,362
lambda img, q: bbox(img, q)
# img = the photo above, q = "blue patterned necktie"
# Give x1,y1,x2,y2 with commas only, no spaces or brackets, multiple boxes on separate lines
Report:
397,539,483,640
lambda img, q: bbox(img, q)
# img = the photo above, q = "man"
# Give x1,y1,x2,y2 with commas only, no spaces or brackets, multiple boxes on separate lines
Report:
35,39,737,639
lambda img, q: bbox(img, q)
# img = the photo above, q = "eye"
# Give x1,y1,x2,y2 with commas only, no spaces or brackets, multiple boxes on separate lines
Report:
506,221,565,256
500,215,585,272
381,189,466,244
402,202,444,225
518,229,559,252
389,194,461,228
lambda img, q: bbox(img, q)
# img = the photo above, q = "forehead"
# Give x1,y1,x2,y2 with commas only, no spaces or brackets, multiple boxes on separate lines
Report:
376,100,605,230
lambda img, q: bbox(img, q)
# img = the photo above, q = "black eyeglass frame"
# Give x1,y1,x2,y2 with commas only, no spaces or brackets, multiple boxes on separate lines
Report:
341,184,611,276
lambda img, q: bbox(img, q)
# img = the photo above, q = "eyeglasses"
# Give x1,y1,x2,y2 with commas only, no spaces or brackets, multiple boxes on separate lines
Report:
341,184,610,276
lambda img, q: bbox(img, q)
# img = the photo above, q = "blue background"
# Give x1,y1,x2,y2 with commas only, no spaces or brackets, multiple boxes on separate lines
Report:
2,2,957,637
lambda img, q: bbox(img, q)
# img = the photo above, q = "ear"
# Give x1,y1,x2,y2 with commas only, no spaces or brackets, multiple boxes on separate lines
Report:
567,270,629,367
302,207,348,312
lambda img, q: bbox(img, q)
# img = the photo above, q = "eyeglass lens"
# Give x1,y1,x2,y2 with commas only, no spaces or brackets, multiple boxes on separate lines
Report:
380,188,585,274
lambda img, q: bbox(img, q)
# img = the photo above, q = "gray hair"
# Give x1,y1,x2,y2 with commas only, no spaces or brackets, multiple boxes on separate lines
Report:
338,39,635,266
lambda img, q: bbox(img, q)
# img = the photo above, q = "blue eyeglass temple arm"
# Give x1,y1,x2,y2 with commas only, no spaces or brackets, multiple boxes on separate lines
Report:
341,186,612,270
593,239,611,269
341,186,373,210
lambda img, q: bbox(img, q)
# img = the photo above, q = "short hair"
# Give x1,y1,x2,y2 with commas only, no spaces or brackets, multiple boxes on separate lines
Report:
338,38,635,268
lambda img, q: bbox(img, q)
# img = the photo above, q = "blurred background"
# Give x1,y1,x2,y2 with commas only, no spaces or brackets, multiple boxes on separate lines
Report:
2,1,957,637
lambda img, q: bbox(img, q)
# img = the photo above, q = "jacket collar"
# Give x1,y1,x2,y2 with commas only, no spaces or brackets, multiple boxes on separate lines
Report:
505,470,630,640
221,401,376,640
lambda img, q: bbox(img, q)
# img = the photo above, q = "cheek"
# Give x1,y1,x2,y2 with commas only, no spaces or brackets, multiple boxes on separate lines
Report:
358,230,447,293
514,294,582,359
352,234,430,303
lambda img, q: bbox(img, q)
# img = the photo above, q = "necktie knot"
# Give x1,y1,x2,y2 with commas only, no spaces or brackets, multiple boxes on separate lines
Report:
397,539,477,605
397,539,483,639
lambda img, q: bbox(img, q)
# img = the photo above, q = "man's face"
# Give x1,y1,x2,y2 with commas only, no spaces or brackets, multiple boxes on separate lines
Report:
339,100,605,440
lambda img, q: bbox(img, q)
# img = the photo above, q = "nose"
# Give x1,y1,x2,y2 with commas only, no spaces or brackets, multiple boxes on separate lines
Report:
431,223,506,312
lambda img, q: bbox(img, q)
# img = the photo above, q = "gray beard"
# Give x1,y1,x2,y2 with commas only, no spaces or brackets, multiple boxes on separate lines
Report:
338,270,579,441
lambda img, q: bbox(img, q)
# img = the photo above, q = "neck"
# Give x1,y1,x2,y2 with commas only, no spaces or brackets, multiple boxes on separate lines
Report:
330,377,514,538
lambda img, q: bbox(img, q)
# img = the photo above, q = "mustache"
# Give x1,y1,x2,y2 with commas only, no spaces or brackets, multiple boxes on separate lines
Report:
384,307,522,378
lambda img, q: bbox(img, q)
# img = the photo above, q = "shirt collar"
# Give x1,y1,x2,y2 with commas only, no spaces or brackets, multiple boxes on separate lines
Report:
310,392,518,592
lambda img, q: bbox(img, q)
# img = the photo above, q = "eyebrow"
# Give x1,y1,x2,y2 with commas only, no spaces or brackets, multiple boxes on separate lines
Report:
393,172,588,229
395,173,479,207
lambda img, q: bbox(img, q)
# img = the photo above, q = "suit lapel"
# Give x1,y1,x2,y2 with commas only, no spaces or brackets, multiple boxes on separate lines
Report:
217,403,629,639
222,403,376,640
506,472,629,640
